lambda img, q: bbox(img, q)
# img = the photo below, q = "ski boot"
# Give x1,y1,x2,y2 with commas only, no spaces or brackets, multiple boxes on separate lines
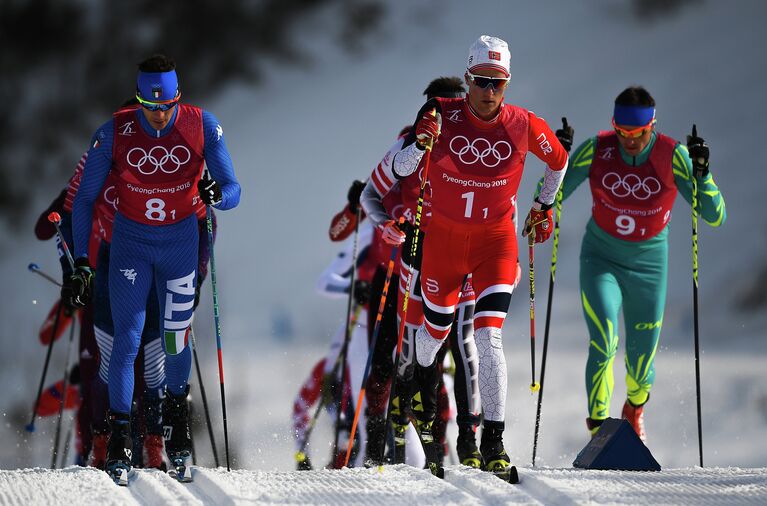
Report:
391,420,408,465
163,387,194,482
144,434,167,471
390,392,411,465
456,423,483,469
480,421,518,484
415,419,444,478
586,417,604,438
295,451,313,471
105,413,133,486
622,398,647,442
363,414,387,467
90,432,109,470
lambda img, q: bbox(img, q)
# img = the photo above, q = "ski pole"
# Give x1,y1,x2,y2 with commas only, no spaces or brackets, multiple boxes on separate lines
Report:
384,124,436,463
332,207,362,458
28,263,62,287
532,189,562,466
51,312,77,468
344,238,400,467
205,192,231,471
527,234,540,393
190,326,220,467
689,124,704,467
59,414,74,468
26,299,64,433
48,212,75,270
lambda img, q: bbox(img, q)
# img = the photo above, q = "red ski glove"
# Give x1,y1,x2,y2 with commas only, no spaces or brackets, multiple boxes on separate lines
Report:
36,380,80,417
523,205,554,243
415,109,441,149
381,219,406,246
328,205,358,242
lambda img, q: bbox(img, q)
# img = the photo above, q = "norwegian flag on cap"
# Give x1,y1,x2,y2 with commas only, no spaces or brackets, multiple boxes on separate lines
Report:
467,35,511,77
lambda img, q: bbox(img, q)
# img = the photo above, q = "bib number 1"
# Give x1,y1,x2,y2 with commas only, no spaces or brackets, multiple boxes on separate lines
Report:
461,191,488,219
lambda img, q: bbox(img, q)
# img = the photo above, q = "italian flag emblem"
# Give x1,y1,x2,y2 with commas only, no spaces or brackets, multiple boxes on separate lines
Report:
165,327,189,355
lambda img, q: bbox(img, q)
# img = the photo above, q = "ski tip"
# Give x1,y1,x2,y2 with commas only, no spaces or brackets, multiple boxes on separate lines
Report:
28,263,39,271
169,464,194,483
113,468,129,486
508,466,520,484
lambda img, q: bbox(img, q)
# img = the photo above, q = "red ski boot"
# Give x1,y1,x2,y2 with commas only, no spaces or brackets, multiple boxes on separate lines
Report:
621,400,646,442
144,434,167,471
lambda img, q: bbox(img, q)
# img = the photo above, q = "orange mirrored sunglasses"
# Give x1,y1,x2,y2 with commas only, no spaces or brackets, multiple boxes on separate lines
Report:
612,118,656,139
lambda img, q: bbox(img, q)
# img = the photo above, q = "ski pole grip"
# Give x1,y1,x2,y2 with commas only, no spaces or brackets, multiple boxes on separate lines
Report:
47,212,62,224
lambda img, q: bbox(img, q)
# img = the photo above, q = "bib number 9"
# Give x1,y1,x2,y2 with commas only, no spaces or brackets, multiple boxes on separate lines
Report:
615,215,635,236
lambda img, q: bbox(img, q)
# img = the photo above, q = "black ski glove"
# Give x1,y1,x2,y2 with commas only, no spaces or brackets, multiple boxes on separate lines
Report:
686,124,710,178
60,277,77,316
555,117,574,153
198,173,222,206
68,257,93,308
347,180,366,213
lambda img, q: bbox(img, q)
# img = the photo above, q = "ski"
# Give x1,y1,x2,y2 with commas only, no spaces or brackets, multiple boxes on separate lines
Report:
167,454,194,483
108,466,132,487
495,465,519,484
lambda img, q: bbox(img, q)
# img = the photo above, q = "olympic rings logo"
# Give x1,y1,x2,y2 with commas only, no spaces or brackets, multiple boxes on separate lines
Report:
102,185,118,210
126,145,191,175
449,136,512,168
601,172,661,200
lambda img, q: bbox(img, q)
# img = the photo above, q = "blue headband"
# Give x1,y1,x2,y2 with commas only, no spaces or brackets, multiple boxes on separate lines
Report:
136,70,179,102
613,104,655,127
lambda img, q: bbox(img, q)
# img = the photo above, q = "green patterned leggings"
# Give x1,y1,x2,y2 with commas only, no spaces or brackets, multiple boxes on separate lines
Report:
579,224,667,421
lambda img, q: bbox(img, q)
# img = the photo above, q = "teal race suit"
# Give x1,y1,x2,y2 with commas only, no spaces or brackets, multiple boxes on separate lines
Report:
553,131,725,422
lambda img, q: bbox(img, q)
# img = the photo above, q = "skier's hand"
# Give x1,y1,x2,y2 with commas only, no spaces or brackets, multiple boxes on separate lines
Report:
381,219,406,246
523,203,554,243
197,173,223,206
60,279,77,316
353,280,371,306
347,180,366,214
415,109,441,149
555,117,574,153
68,257,93,308
686,124,710,178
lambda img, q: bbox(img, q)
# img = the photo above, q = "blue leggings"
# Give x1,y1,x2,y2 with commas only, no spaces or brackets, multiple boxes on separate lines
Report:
92,240,165,432
108,213,197,414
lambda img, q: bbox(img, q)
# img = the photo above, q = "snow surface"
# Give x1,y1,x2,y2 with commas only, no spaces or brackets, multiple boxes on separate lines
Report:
1,0,766,504
0,465,766,505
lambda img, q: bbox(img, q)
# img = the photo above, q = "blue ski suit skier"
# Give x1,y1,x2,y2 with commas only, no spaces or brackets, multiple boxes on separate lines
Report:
70,55,240,483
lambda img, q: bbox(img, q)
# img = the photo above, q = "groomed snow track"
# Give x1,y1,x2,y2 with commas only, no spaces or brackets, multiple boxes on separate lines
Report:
0,465,765,505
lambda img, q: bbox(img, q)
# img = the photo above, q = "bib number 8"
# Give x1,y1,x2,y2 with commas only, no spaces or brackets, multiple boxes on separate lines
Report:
145,198,166,221
615,215,635,235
